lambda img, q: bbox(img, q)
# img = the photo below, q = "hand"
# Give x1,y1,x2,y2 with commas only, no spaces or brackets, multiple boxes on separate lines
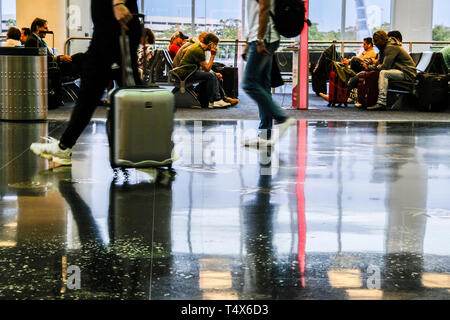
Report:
113,2,133,31
59,55,72,63
257,42,270,56
342,58,349,65
210,44,218,55
216,73,223,81
242,43,249,61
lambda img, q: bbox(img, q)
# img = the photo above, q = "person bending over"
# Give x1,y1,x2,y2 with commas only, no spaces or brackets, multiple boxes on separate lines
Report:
174,32,238,106
177,33,231,108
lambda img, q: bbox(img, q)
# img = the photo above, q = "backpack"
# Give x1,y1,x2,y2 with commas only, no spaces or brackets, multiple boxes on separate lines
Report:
266,0,311,38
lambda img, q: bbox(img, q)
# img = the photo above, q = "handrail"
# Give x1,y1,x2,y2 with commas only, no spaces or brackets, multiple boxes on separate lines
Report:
64,37,92,55
63,36,450,57
307,40,450,57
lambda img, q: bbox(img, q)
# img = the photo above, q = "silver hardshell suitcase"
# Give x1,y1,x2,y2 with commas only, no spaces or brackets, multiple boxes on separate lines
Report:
109,24,175,169
109,87,175,169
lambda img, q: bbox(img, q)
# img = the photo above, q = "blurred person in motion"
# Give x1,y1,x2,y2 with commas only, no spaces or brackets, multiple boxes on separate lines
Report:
30,0,142,166
242,0,295,149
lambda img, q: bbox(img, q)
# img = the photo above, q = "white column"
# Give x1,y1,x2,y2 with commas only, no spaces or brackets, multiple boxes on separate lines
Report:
66,0,92,55
391,0,433,52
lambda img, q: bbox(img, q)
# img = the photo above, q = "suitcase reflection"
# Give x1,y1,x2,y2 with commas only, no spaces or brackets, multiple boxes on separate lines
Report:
60,169,174,299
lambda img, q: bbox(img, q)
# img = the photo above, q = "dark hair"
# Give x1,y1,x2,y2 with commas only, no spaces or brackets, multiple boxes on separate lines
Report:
7,27,21,41
21,27,31,36
30,18,47,32
143,28,155,45
363,37,373,46
202,33,219,45
387,30,403,42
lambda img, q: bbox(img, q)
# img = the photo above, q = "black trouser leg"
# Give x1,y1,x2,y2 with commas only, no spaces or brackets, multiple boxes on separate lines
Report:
59,25,141,149
60,50,112,149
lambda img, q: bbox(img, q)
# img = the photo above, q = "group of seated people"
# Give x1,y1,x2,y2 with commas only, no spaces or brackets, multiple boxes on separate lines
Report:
2,26,32,47
2,22,239,110
3,18,85,108
317,30,419,111
138,29,239,109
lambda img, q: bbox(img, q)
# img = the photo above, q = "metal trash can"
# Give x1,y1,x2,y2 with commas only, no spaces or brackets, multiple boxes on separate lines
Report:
0,47,48,121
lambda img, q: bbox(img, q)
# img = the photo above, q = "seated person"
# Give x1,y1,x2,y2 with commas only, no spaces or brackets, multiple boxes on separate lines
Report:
25,18,72,67
168,31,188,61
20,27,31,45
25,18,85,107
177,33,231,108
387,30,403,43
138,28,156,76
342,37,378,73
173,32,208,68
174,32,238,106
2,27,22,47
365,30,416,111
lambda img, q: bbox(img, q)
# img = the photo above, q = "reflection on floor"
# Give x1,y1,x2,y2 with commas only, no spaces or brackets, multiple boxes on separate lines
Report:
0,120,449,300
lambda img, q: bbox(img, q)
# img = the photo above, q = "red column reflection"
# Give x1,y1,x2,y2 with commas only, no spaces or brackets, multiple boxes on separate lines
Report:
297,120,307,287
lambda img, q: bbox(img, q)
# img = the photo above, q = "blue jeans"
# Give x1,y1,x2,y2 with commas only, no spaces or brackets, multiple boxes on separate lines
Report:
377,69,406,106
243,41,287,139
190,70,221,103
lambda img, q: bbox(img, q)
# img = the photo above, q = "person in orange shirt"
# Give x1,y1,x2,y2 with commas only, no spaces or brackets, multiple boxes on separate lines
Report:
342,37,378,72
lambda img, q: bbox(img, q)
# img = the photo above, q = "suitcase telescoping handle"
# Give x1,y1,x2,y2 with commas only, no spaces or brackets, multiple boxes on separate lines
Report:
120,27,136,87
119,14,145,87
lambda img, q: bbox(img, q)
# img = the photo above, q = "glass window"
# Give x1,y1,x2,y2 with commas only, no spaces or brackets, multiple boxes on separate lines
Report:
433,0,450,41
1,0,16,34
195,0,241,39
143,0,243,64
143,0,193,39
195,0,241,65
345,0,391,41
309,0,342,41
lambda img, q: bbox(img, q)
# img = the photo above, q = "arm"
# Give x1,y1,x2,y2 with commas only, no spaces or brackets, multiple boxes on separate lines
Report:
377,46,397,71
200,44,217,72
258,0,271,42
257,0,271,56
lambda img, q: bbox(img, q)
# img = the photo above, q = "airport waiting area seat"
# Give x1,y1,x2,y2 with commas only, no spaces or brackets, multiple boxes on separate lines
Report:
143,49,205,109
387,51,449,110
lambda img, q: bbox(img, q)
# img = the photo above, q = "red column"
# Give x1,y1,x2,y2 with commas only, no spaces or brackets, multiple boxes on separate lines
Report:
292,0,309,109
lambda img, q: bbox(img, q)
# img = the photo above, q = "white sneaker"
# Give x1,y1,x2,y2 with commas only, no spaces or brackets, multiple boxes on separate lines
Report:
242,137,272,149
274,117,296,141
30,137,72,166
212,100,231,108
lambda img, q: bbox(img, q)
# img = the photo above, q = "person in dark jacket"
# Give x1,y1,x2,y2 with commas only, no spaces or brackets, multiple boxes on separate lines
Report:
367,30,416,111
25,18,72,65
30,0,141,166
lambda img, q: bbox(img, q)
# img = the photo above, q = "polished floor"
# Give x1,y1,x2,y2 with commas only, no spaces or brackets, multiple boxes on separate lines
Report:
0,119,449,300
